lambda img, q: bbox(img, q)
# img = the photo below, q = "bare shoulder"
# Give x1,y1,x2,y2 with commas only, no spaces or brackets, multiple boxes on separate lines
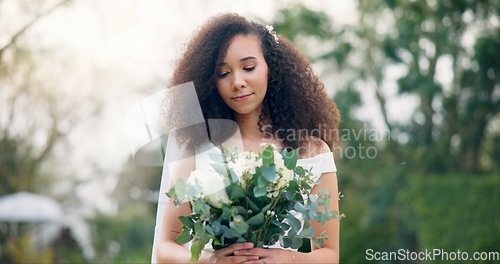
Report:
300,136,331,159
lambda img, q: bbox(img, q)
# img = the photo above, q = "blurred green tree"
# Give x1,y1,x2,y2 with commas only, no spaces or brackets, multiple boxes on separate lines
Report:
271,1,499,263
354,0,498,174
0,1,102,263
0,0,82,196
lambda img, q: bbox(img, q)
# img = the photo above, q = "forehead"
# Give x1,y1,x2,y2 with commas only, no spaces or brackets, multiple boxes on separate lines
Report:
222,34,264,61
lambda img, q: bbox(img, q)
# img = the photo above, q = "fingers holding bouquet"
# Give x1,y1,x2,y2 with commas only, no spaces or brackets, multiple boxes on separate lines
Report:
235,248,294,264
200,243,260,264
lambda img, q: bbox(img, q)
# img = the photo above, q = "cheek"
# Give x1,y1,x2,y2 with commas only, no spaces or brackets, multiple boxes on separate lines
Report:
258,72,269,92
259,67,269,88
216,80,225,94
216,81,230,100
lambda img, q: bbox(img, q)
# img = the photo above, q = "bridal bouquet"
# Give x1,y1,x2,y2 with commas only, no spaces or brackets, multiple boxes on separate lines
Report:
167,143,339,261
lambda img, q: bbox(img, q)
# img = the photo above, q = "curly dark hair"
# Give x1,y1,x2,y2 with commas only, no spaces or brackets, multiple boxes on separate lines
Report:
166,13,340,153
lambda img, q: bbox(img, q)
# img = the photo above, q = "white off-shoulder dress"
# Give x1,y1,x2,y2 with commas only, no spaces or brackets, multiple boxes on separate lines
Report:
151,141,337,261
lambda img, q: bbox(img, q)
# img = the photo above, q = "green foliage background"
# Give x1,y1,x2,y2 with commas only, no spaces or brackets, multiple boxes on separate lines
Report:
272,0,499,263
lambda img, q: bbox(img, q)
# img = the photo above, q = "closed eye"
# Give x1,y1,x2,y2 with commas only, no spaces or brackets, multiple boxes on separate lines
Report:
244,66,255,72
217,71,229,78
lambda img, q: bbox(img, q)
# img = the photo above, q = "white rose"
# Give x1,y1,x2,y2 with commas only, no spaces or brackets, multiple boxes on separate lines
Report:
273,151,286,172
229,152,261,188
188,168,231,209
242,152,260,175
276,168,294,189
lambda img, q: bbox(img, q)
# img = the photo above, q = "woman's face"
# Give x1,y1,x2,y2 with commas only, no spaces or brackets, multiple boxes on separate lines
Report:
216,34,269,117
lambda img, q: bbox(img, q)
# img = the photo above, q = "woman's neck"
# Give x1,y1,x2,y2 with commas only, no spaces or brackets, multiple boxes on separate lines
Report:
234,109,264,141
233,107,282,152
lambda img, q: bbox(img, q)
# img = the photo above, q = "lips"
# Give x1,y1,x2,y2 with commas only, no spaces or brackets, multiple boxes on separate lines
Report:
231,93,253,101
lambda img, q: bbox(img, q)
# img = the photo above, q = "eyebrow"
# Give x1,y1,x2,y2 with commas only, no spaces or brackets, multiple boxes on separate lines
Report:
217,56,257,66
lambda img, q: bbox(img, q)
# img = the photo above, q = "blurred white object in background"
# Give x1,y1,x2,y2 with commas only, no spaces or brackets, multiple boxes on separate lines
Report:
0,192,64,223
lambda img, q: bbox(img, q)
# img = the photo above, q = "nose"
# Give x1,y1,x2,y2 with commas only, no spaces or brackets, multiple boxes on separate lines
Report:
232,73,246,90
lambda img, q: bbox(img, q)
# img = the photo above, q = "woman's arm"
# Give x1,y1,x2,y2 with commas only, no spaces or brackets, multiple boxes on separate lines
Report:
306,170,340,263
155,201,194,263
155,150,197,263
296,137,340,262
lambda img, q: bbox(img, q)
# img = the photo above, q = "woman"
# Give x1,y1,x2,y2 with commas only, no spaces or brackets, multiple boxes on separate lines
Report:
155,13,341,263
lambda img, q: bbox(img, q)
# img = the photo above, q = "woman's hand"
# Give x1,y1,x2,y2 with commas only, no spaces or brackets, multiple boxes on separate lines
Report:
199,243,260,263
234,248,294,264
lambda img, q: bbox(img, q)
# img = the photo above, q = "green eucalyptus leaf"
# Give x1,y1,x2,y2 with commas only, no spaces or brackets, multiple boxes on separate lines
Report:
294,202,305,213
301,180,312,190
249,232,258,244
229,169,239,184
230,207,239,217
224,228,236,239
308,194,317,203
246,197,260,212
254,195,271,209
205,225,215,236
220,225,229,237
173,178,195,203
286,215,301,232
253,186,267,197
312,237,324,248
230,220,249,235
303,219,311,229
262,147,274,166
166,187,177,200
281,237,292,248
294,166,306,175
285,189,296,201
212,221,221,235
282,148,299,170
193,200,210,218
190,240,204,262
211,163,229,176
178,216,194,228
228,184,247,200
232,226,245,238
220,234,226,246
309,210,320,221
234,206,247,215
298,228,316,238
291,237,303,249
280,223,290,231
314,178,325,185
209,153,225,163
287,227,297,237
247,212,265,226
264,224,285,242
256,173,268,187
174,229,192,244
193,220,204,233
220,205,231,220
213,237,222,246
327,210,339,220
261,165,276,182
260,203,272,214
288,181,299,191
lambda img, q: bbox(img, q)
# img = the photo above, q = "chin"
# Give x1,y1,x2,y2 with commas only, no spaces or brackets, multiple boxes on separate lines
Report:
230,107,258,115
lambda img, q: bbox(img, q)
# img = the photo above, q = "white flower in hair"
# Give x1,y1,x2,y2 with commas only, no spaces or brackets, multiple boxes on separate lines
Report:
265,24,279,44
